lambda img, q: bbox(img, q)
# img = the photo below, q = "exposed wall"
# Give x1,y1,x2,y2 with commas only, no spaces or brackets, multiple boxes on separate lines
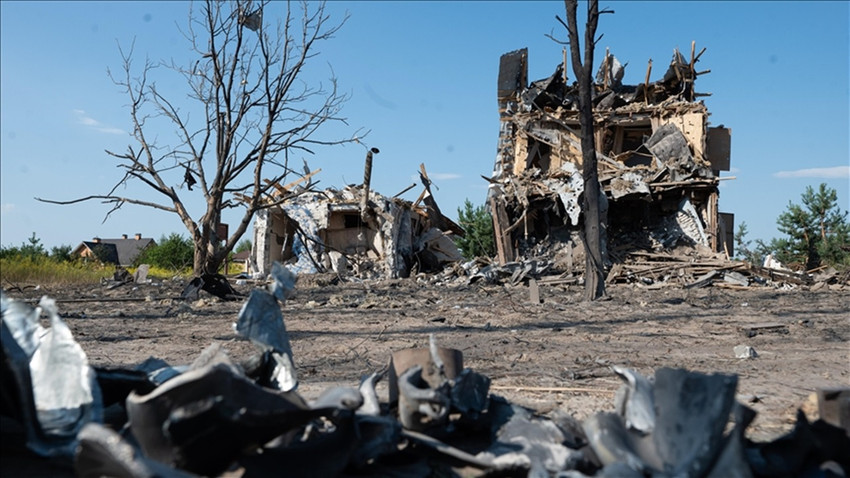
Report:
489,47,732,267
250,187,461,279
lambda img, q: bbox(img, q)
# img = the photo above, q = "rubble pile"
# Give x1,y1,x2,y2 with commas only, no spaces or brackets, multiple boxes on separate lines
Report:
436,251,847,292
489,44,735,277
2,266,848,477
250,166,463,282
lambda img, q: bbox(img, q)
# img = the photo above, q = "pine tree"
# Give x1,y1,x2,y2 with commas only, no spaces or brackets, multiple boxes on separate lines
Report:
455,200,495,260
769,183,849,270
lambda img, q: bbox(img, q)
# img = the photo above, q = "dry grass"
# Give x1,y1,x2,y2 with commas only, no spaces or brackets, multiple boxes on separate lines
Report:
0,257,112,288
1,258,241,291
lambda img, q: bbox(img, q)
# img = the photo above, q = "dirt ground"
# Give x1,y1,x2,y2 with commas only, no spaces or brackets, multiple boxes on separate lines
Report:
6,274,848,448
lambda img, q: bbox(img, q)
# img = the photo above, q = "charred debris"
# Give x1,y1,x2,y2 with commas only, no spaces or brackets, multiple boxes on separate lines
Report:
475,44,848,290
3,277,849,477
238,43,840,291
247,163,464,282
486,44,744,287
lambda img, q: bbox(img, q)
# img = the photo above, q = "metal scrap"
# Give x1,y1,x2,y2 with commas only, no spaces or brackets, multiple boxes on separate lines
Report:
233,288,298,391
2,282,849,477
0,291,102,458
584,367,740,476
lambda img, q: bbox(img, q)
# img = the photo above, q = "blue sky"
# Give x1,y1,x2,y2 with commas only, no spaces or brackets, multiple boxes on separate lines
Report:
1,1,848,252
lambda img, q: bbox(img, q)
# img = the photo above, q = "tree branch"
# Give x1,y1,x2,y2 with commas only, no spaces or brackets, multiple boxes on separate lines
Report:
38,0,359,275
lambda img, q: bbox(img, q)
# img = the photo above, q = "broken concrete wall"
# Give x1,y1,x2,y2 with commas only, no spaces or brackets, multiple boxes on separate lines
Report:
252,185,462,280
489,45,733,271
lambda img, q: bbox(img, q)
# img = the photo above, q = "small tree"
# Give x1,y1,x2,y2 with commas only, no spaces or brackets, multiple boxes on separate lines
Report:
235,239,252,253
19,233,47,261
733,222,771,265
136,233,195,272
37,1,358,276
455,199,495,260
767,183,849,270
50,245,73,263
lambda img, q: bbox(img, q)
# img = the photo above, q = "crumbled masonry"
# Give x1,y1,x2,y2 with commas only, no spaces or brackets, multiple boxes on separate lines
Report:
250,165,463,281
235,42,849,291
2,275,848,477
489,45,735,283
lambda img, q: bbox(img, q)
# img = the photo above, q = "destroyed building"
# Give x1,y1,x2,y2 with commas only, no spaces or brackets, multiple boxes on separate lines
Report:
488,45,733,272
251,169,464,279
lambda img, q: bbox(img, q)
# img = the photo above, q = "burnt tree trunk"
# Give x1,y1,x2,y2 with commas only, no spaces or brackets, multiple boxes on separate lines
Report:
565,0,607,300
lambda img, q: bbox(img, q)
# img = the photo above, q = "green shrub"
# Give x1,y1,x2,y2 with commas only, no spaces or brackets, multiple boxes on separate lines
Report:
235,239,252,253
135,233,194,273
50,245,73,262
454,199,495,260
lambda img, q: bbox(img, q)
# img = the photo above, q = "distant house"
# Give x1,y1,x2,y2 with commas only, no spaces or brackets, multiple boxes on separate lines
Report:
72,234,156,267
231,250,250,265
228,250,251,274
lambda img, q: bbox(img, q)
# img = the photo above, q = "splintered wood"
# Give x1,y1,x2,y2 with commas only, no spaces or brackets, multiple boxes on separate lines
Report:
605,251,746,287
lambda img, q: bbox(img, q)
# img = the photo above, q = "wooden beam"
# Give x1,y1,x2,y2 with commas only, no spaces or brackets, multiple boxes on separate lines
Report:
489,195,515,264
413,187,428,208
277,168,322,196
562,47,568,84
694,46,707,63
392,182,417,198
643,59,653,104
708,191,718,252
490,196,507,265
690,41,697,101
264,179,288,197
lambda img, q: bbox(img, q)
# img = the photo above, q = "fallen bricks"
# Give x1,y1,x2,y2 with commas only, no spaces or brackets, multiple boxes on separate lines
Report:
2,268,849,477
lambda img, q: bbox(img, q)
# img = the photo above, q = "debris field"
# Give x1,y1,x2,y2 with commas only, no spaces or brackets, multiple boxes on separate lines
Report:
2,272,848,477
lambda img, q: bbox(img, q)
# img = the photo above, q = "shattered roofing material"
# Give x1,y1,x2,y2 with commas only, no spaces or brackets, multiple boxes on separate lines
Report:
1,291,102,458
252,181,462,280
235,289,297,391
279,198,327,275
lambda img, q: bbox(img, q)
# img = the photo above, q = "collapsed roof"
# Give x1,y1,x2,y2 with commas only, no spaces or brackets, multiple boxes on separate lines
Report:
251,166,464,280
489,44,733,274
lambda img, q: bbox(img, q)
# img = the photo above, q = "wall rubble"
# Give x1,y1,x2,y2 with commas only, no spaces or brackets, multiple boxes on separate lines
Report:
489,45,734,281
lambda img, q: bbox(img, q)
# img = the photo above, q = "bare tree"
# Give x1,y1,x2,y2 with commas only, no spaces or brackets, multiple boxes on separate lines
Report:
37,0,358,275
562,0,610,300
